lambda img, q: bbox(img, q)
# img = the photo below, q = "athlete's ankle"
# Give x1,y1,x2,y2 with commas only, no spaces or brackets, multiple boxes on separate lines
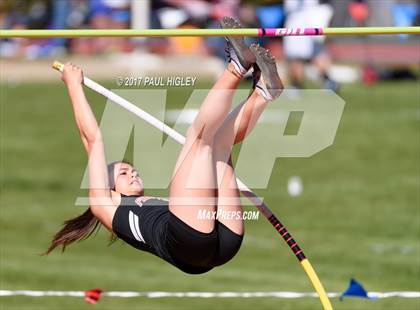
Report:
227,62,244,79
253,87,270,102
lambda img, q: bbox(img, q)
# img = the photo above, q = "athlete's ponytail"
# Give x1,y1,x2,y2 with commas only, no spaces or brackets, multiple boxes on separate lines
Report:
43,161,125,255
43,208,101,255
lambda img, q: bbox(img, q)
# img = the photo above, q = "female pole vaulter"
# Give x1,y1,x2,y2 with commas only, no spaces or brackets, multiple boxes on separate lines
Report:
44,17,283,274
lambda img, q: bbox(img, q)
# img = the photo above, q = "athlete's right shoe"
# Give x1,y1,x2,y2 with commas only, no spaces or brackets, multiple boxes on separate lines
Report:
250,43,283,101
220,16,256,76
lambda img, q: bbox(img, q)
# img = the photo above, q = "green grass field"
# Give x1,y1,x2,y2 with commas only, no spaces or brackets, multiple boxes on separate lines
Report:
1,79,419,310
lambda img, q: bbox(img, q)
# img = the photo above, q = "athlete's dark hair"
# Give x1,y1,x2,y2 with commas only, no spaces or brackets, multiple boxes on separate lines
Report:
43,161,131,255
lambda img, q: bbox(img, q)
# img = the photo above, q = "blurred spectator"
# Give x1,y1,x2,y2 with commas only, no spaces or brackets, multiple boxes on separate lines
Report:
331,0,419,28
40,0,71,58
0,0,50,59
168,22,209,55
283,0,338,91
86,0,133,54
348,0,369,26
0,0,30,58
205,0,241,60
393,0,418,30
151,0,240,57
255,2,284,58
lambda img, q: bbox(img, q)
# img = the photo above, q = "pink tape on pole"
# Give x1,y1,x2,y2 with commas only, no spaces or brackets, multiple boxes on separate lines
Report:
260,28,324,36
265,28,279,36
303,28,324,35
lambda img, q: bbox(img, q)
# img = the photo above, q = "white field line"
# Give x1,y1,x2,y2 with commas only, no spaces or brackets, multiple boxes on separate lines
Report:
0,290,419,298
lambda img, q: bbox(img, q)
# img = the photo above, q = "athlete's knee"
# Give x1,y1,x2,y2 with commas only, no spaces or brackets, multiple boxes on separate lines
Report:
186,125,215,146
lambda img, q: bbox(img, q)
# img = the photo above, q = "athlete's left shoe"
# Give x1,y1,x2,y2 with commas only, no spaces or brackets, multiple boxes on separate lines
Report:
250,43,283,101
220,16,256,76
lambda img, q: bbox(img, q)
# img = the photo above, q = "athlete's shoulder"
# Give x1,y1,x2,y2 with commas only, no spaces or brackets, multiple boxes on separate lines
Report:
111,190,122,206
116,193,168,207
138,196,168,207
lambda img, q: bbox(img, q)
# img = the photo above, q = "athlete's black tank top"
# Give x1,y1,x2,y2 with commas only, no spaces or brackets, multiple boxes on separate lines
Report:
112,194,215,274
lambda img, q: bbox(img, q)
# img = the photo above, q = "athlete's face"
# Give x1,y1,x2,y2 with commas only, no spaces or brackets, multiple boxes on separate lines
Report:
113,163,144,196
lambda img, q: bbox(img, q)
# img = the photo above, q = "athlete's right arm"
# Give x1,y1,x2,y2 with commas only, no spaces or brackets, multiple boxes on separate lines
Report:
63,63,117,230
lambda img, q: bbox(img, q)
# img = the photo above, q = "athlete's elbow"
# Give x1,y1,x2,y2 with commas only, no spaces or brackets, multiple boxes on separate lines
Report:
85,129,103,146
85,134,105,155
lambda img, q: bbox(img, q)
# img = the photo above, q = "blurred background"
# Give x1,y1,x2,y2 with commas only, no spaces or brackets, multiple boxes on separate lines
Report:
0,1,419,310
0,0,419,88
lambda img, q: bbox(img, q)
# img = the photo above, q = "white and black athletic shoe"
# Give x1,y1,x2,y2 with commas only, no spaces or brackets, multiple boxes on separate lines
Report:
221,16,255,76
250,43,283,101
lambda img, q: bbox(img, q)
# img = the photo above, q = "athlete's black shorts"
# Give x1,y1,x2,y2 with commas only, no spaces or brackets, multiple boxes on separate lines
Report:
112,195,243,274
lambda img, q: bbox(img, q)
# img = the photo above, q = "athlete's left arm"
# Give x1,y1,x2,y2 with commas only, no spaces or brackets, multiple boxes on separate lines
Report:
63,63,117,230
